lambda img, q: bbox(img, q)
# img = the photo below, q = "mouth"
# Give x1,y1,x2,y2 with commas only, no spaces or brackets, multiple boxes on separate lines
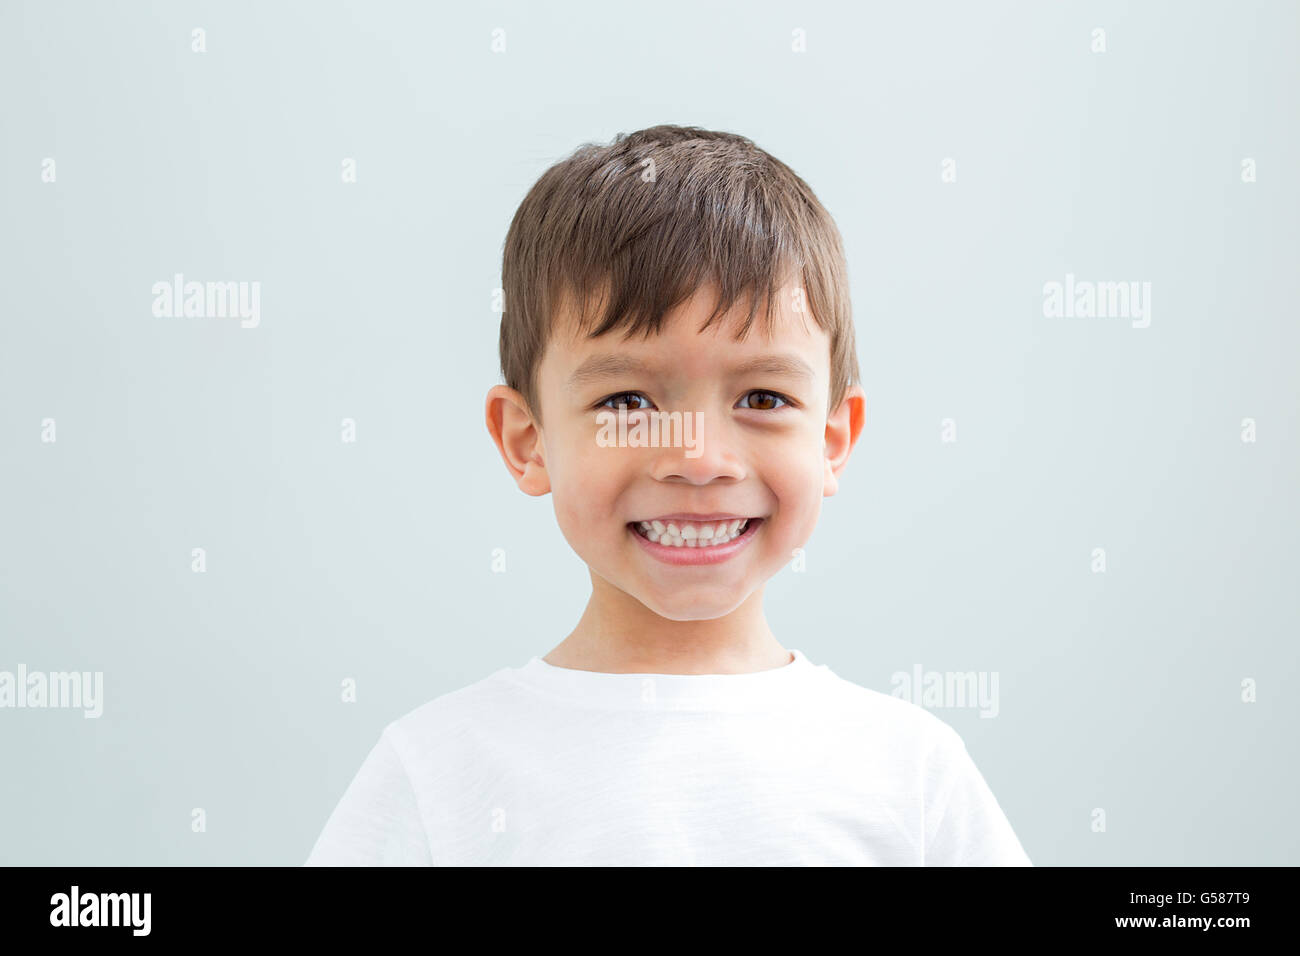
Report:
626,516,763,549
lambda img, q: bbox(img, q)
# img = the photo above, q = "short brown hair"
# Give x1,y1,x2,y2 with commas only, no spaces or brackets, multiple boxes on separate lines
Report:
498,124,859,425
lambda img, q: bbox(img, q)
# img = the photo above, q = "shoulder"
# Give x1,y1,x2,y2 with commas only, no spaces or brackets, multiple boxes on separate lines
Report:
801,661,968,757
381,663,525,755
811,668,1030,863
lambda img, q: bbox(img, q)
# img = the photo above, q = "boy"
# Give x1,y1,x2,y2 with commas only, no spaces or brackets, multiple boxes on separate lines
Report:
305,125,1032,866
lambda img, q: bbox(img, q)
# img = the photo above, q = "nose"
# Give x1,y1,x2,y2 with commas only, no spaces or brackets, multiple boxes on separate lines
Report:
649,409,746,484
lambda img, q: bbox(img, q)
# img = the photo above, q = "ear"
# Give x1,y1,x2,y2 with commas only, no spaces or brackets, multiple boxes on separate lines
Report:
485,385,551,496
823,384,866,498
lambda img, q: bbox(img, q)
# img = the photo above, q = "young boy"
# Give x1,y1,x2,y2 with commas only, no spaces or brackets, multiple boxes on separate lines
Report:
305,125,1032,866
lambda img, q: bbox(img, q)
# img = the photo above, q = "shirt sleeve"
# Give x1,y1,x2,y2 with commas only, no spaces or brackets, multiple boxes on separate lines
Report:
303,725,433,866
924,726,1032,866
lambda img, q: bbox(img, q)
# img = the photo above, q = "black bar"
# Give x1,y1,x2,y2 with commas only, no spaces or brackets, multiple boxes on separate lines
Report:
0,865,1279,942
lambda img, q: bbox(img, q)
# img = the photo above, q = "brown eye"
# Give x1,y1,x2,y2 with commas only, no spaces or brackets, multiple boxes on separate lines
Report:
598,392,653,411
739,390,789,411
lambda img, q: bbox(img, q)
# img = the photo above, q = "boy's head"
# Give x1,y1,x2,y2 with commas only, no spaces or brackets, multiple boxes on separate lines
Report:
487,125,865,622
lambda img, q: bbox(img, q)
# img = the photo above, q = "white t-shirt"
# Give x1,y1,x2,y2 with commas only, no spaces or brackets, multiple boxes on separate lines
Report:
304,649,1032,866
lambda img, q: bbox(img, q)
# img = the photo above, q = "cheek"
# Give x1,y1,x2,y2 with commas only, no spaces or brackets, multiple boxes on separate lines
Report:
550,439,623,533
767,451,826,528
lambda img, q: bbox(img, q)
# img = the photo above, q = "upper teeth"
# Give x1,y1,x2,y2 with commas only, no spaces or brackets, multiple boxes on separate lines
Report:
636,519,749,547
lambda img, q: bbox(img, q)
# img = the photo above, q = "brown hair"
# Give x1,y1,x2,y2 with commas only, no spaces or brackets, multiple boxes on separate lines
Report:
498,124,859,425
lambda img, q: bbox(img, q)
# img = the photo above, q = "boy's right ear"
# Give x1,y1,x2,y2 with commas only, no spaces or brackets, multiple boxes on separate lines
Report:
485,385,550,496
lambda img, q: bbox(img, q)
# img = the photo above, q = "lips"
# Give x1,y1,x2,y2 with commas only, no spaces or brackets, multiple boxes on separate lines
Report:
628,515,763,564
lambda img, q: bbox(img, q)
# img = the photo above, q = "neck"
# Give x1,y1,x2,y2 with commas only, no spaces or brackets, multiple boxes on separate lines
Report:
542,574,789,674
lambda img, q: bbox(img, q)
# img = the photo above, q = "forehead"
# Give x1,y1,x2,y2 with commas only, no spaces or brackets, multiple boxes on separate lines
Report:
542,281,828,380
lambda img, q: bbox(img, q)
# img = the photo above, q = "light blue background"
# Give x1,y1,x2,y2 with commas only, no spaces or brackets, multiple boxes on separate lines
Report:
1,0,1296,865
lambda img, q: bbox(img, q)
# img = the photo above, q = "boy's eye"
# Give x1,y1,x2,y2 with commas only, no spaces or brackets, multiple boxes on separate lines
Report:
737,390,789,411
598,392,654,411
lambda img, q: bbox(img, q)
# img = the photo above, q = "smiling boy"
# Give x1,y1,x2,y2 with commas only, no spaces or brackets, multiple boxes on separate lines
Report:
304,124,1032,866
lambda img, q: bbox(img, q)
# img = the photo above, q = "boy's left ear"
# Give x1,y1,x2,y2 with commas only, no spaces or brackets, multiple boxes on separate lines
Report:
823,384,866,497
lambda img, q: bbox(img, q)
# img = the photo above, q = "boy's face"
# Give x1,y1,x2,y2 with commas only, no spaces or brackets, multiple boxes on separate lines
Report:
488,282,865,623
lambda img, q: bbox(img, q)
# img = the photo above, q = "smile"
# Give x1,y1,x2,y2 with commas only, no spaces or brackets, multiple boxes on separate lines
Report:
631,518,750,547
626,516,764,565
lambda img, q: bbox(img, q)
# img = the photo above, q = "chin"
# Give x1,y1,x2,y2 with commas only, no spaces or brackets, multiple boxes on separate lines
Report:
637,593,749,622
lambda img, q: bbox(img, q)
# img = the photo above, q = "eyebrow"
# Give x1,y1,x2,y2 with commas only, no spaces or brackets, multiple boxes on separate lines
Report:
567,353,816,393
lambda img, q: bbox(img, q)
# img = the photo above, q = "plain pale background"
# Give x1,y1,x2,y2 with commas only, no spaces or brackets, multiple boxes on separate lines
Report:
1,0,1297,865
